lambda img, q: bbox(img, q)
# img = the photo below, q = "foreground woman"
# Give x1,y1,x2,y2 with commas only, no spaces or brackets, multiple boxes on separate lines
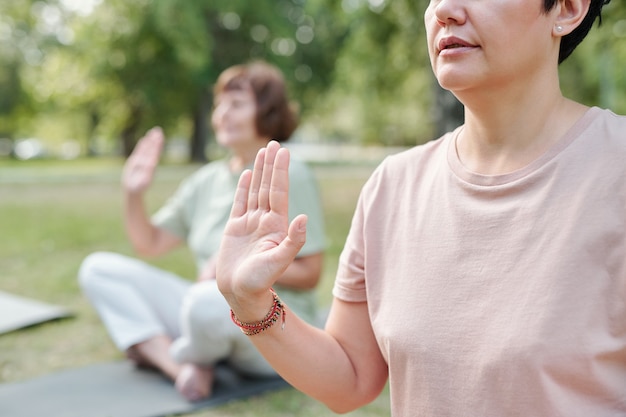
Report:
216,0,625,415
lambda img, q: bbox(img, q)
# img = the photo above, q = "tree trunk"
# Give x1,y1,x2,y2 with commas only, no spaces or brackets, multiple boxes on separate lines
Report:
120,106,142,157
189,90,211,163
85,107,100,157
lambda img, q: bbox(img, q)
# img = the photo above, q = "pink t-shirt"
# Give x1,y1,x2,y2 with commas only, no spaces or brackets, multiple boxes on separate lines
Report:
334,107,626,417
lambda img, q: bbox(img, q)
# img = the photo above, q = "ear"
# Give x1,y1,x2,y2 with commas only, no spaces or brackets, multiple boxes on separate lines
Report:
553,0,590,36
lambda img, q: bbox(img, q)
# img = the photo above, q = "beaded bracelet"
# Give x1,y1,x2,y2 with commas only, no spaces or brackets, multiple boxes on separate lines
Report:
230,288,286,336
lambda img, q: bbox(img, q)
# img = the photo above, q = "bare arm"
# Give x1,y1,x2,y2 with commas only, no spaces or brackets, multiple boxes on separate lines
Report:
216,141,388,412
122,127,182,257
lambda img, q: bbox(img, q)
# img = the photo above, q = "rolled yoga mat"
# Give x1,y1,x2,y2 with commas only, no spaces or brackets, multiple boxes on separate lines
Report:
0,290,72,334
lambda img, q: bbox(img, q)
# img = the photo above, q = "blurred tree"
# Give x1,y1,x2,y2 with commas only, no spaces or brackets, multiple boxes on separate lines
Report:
98,0,625,153
0,0,130,155
313,0,625,146
1,0,347,160
315,0,462,146
69,0,349,161
559,0,626,114
147,0,347,161
0,0,53,141
0,0,624,157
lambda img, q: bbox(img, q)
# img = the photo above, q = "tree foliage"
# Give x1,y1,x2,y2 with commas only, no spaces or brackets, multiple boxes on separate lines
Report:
1,0,625,158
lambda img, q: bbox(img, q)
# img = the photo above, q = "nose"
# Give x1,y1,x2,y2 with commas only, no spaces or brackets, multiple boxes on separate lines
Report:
211,102,229,131
429,0,466,27
213,101,231,121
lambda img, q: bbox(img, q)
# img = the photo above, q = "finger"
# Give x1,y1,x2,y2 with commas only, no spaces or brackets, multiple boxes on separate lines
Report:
132,127,163,165
231,169,252,218
258,141,280,211
137,127,162,148
247,148,265,211
269,147,291,217
142,128,164,164
274,214,308,264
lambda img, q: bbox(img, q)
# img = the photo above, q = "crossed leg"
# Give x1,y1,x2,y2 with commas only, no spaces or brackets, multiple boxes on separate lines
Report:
125,334,214,401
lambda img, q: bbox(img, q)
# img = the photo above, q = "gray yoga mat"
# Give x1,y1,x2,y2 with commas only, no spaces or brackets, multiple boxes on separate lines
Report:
0,361,290,417
0,290,72,334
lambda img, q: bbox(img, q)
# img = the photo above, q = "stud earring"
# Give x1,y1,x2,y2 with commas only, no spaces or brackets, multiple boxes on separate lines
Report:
555,25,563,33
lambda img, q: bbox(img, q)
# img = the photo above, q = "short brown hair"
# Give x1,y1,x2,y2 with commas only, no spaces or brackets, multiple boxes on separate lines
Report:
213,61,298,142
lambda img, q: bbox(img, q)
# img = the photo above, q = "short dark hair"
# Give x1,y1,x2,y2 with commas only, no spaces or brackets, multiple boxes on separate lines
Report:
213,61,298,142
543,0,612,63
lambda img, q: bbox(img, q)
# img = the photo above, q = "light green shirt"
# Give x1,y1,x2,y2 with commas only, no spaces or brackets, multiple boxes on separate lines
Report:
152,157,326,322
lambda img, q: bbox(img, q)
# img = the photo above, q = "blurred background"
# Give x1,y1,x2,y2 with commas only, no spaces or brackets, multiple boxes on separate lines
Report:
1,0,624,162
0,1,625,415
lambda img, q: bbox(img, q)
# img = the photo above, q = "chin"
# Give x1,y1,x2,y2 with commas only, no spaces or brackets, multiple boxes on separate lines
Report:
436,79,460,93
435,71,473,94
215,135,241,149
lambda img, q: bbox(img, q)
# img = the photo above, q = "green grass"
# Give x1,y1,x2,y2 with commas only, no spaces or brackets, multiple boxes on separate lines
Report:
0,158,390,416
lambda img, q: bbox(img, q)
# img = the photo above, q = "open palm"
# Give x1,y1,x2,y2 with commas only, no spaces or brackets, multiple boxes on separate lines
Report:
216,141,308,302
122,127,164,194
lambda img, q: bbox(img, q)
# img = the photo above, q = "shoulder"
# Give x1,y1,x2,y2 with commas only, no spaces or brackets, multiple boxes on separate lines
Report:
181,159,230,185
560,107,626,201
190,159,230,179
586,107,626,147
594,106,626,124
287,157,316,183
384,135,448,167
365,131,453,191
573,107,626,171
172,159,231,197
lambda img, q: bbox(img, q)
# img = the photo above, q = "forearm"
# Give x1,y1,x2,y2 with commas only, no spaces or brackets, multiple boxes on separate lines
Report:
259,321,368,411
230,295,388,413
124,192,179,257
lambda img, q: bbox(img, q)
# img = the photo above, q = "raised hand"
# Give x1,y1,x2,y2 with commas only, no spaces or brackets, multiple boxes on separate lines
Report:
216,141,308,313
122,127,164,194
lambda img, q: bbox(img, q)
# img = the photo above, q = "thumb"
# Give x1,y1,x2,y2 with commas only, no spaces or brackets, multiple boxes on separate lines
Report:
277,214,308,262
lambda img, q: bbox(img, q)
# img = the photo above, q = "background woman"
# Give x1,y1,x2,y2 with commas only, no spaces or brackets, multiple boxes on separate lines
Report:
79,61,325,401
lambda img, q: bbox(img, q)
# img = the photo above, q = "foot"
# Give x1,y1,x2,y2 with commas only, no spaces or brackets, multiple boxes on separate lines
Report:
175,363,214,402
125,345,156,370
125,336,181,381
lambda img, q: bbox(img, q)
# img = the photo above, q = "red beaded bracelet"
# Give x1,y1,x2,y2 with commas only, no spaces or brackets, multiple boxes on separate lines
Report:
230,288,286,336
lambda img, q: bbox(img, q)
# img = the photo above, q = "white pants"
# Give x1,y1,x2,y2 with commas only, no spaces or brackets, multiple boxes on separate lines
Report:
78,251,275,376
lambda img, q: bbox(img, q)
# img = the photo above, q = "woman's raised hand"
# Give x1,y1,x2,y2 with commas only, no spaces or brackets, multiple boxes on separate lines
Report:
216,141,308,313
122,127,164,194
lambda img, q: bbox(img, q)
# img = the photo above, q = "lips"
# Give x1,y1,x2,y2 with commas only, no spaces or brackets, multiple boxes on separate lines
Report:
438,36,476,53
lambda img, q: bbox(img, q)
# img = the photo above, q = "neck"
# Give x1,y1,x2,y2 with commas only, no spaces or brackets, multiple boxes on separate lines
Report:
228,137,271,173
453,71,587,175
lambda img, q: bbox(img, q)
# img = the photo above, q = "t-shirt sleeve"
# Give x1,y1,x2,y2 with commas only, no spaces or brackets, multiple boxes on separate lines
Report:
332,187,368,302
288,160,326,257
331,159,390,303
151,175,197,240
